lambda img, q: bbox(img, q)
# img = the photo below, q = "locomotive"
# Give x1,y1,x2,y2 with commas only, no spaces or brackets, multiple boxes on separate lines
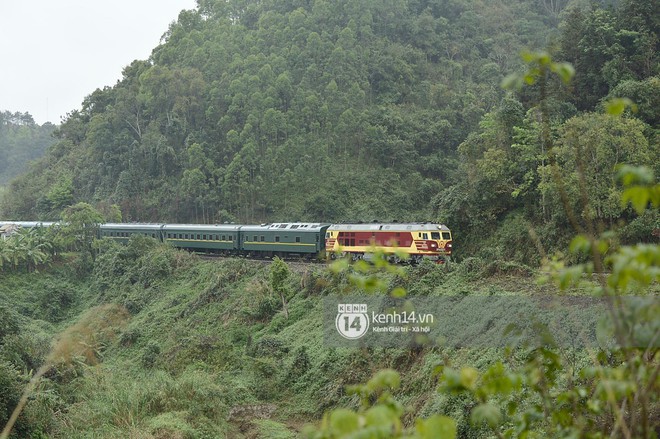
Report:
0,221,452,262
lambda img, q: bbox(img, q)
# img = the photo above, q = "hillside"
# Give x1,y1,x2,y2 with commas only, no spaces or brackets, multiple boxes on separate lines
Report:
0,240,583,438
0,112,55,185
0,0,559,226
1,0,656,264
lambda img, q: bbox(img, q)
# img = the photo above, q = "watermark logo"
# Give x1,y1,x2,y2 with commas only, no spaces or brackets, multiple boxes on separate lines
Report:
335,304,369,339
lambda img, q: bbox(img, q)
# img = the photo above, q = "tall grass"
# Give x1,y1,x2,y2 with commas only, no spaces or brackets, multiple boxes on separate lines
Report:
0,304,128,439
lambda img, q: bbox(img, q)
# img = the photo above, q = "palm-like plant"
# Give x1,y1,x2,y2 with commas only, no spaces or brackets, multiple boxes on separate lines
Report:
0,227,53,273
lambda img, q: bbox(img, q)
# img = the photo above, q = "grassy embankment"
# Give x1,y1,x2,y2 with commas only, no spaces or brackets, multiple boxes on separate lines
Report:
0,240,604,438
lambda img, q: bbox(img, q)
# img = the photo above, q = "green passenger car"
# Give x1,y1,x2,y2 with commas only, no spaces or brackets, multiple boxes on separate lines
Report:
239,223,330,258
100,223,163,243
162,224,240,253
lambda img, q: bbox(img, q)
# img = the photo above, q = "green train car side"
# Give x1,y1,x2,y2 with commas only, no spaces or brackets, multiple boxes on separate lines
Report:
240,223,329,258
97,222,330,258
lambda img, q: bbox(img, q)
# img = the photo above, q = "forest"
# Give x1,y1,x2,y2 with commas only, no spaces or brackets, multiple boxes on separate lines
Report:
0,0,658,437
1,0,656,262
0,112,55,186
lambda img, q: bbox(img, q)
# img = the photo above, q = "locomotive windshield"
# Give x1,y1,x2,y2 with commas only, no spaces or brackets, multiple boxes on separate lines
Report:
431,232,440,239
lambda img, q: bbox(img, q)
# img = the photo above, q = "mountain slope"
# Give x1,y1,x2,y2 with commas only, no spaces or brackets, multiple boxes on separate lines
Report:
0,0,557,223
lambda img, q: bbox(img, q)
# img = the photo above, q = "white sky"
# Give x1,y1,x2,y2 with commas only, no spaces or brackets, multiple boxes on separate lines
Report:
0,0,197,124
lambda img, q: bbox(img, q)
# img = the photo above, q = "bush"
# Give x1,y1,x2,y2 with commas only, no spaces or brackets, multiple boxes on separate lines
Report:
36,283,76,323
141,342,161,369
0,306,20,342
0,360,21,431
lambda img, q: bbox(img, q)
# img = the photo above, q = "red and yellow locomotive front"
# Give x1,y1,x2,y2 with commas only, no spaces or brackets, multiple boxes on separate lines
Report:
325,223,452,263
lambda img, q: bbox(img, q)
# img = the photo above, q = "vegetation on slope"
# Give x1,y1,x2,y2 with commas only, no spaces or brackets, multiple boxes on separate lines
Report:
0,0,560,225
0,111,55,185
0,233,558,438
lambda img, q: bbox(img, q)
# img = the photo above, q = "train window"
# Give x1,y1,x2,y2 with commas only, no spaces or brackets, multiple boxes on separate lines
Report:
296,236,301,243
261,236,265,241
316,235,319,242
423,233,428,239
291,225,299,229
221,235,225,241
196,234,200,240
185,234,189,239
279,224,288,228
442,232,451,240
418,233,422,238
275,236,280,242
254,235,258,241
431,232,440,239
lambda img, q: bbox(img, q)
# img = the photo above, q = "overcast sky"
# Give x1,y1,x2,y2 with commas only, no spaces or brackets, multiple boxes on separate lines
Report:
0,0,197,124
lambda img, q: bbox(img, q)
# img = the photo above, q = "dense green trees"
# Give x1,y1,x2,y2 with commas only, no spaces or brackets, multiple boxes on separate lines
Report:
1,0,558,225
0,0,656,263
0,112,54,185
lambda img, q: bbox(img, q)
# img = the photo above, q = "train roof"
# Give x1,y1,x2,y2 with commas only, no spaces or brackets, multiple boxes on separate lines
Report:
162,224,242,232
0,221,56,227
329,223,450,232
101,223,163,230
240,223,329,232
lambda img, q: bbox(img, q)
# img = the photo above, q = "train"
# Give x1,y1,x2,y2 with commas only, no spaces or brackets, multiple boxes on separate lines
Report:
0,221,452,263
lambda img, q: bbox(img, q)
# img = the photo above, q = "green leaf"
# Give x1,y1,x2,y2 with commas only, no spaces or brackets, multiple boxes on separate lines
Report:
329,409,359,434
460,367,479,391
604,97,638,115
365,405,397,428
416,415,457,439
569,235,590,254
391,287,407,298
552,62,575,83
621,186,650,214
471,403,501,427
366,369,400,392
